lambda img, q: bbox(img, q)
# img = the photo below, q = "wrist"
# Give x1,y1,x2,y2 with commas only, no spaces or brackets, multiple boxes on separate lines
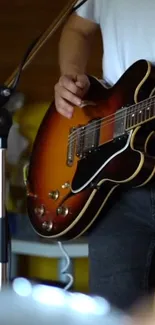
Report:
60,64,85,79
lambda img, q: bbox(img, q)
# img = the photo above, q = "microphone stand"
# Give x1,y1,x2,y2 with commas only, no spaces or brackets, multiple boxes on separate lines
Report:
0,87,12,289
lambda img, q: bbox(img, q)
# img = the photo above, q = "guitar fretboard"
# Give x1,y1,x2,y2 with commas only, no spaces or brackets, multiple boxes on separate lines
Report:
126,96,155,129
114,96,155,138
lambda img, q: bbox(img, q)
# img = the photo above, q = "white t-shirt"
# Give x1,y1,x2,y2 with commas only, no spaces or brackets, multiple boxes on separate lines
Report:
76,0,155,85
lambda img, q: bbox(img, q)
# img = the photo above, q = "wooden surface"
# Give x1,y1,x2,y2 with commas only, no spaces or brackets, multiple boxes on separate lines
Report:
0,0,102,102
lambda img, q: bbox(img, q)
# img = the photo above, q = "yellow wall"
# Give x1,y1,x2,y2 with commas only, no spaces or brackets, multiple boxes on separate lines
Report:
26,257,89,292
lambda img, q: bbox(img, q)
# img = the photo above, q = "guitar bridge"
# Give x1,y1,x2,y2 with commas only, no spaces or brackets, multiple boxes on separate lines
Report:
76,119,101,158
84,118,101,153
67,118,101,166
66,126,77,166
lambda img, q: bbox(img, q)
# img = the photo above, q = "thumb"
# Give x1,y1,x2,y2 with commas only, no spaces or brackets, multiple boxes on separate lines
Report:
75,75,88,89
75,81,84,88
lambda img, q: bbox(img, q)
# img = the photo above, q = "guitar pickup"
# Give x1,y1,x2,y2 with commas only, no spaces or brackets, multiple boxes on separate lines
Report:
76,119,101,158
76,125,85,158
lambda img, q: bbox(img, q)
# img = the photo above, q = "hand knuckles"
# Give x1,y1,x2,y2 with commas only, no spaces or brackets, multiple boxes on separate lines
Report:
59,75,65,83
60,75,68,87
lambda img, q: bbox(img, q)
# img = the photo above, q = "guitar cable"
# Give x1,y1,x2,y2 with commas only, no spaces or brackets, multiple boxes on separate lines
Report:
57,241,74,291
56,0,88,293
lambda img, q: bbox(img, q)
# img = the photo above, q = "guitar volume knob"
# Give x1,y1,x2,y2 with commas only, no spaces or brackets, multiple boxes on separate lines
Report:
42,221,53,232
34,205,45,218
49,190,59,200
57,206,69,217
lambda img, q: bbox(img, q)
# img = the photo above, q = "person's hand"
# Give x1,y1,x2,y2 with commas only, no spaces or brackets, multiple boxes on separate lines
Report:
128,295,155,325
54,74,90,118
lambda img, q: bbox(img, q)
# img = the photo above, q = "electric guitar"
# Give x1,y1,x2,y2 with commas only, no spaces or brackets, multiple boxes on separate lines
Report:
25,59,155,241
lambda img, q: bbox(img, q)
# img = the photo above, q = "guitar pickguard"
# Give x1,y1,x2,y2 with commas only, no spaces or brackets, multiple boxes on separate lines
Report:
71,132,132,193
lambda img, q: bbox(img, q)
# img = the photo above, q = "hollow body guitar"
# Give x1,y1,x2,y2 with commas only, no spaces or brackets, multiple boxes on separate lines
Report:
26,59,155,241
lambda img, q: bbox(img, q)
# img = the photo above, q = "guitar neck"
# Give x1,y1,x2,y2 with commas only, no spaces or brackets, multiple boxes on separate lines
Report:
117,96,155,132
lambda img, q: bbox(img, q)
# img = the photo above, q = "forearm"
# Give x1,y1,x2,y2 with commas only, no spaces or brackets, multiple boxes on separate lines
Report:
59,18,94,77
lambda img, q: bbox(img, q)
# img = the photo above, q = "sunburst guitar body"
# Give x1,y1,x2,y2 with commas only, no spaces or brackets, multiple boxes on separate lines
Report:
26,59,155,240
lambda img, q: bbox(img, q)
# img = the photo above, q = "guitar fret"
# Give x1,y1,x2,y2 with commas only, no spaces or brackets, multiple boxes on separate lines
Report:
126,106,135,129
144,101,147,121
126,96,155,130
146,105,151,119
134,107,138,126
132,103,137,126
147,99,154,119
129,106,133,127
126,111,129,129
138,103,143,123
125,107,130,129
131,105,136,126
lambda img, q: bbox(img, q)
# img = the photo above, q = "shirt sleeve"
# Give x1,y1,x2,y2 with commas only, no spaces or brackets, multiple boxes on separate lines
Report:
75,0,100,24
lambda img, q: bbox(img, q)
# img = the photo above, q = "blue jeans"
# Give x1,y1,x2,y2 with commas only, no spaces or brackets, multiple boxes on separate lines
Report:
88,184,155,310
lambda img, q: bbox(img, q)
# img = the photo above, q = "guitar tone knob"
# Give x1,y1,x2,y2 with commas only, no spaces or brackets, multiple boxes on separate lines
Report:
42,221,53,232
34,205,45,218
49,190,59,200
57,206,69,217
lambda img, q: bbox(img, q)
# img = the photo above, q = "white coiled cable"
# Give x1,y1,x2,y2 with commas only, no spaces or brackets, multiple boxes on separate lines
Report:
57,241,74,291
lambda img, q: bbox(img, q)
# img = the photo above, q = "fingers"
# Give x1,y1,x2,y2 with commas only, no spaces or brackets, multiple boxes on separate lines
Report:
76,74,90,90
55,96,74,119
54,74,90,119
59,75,79,93
55,84,82,106
55,86,81,119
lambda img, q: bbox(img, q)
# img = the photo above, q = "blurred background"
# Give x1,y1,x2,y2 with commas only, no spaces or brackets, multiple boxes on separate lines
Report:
0,0,102,293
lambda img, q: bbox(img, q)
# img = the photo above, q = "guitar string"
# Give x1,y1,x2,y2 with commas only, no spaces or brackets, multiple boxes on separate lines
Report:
68,96,155,141
68,104,153,142
68,104,154,147
68,99,155,145
68,100,154,140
